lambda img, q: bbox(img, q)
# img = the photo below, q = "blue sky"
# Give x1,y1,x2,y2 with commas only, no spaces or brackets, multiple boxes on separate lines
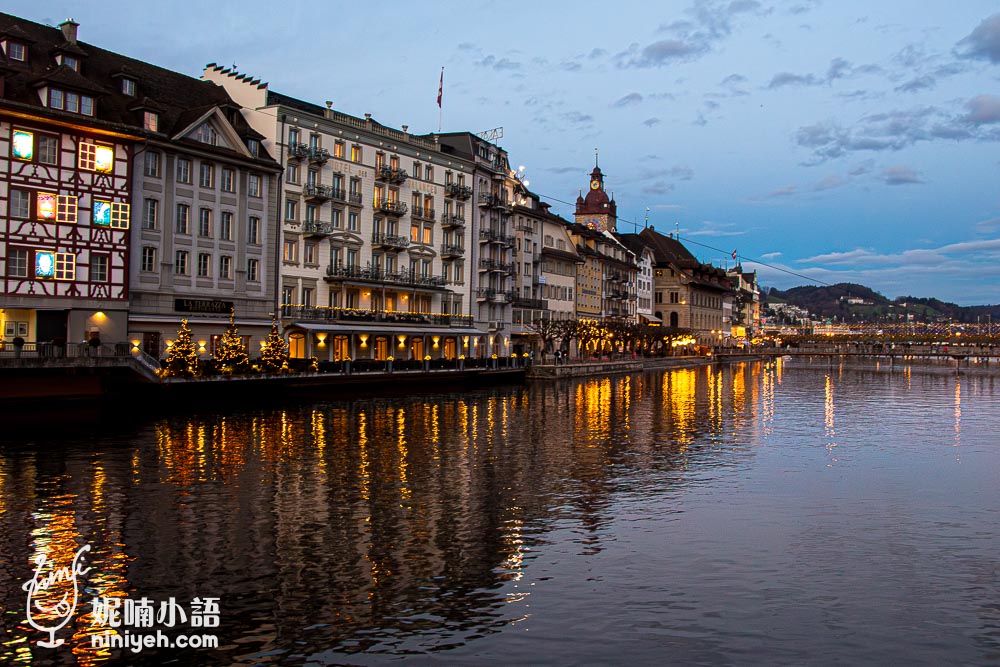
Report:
11,1,1000,304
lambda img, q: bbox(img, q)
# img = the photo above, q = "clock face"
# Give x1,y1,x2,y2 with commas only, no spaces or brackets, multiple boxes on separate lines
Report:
590,179,601,190
586,218,601,231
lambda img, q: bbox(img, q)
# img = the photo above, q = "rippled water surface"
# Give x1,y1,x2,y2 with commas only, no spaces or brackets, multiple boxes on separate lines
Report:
1,359,999,665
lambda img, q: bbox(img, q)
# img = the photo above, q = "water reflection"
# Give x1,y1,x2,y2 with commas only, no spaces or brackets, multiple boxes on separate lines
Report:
0,360,997,664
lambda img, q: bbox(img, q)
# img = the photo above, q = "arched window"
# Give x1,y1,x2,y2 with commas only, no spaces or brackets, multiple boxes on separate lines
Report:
670,312,679,328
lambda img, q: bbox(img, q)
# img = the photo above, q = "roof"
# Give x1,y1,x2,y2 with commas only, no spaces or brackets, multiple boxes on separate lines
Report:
0,12,277,167
638,227,699,266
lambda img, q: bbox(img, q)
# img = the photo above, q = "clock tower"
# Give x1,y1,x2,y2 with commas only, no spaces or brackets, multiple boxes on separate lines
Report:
574,153,617,232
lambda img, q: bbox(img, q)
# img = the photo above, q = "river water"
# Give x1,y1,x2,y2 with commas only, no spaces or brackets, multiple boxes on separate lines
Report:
1,359,998,665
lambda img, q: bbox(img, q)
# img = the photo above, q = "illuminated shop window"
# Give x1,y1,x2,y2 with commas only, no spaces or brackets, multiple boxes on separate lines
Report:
110,203,130,229
78,142,114,172
93,200,112,226
55,252,75,280
12,130,33,160
37,193,56,220
35,251,55,279
56,195,77,223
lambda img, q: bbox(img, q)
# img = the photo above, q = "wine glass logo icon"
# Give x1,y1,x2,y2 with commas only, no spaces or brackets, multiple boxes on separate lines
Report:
21,544,91,648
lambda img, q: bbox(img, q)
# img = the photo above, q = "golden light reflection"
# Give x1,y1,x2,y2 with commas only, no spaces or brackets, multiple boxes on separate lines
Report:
358,411,370,502
396,408,410,500
953,376,961,448
312,409,327,477
825,374,838,464
665,369,697,444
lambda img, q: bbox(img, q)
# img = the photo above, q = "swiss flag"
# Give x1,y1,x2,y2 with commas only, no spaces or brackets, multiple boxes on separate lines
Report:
437,69,443,108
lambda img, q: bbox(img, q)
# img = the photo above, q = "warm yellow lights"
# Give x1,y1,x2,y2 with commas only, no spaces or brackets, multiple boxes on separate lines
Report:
463,336,469,347
198,340,207,351
432,336,440,348
130,339,141,350
317,333,328,344
397,335,407,344
92,311,107,321
165,340,174,348
359,334,369,347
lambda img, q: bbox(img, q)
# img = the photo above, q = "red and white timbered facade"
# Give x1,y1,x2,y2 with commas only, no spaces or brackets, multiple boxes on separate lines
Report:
1,113,137,344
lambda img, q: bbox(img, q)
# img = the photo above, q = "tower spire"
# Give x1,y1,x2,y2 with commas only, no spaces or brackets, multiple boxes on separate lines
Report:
594,147,599,168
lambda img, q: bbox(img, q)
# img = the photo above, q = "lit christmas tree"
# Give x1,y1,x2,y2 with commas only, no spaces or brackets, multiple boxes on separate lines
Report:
214,309,249,374
259,319,288,374
165,319,199,377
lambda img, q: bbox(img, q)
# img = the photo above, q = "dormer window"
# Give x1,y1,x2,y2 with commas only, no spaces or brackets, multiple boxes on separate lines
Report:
143,111,158,132
49,88,94,116
57,54,79,71
121,78,136,96
7,41,26,62
193,123,217,145
246,138,260,157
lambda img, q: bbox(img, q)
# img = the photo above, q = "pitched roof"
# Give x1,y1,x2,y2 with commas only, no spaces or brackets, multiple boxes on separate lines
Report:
0,12,277,167
638,227,699,266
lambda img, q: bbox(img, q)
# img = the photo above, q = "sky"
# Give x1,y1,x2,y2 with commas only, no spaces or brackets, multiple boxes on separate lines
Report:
9,1,1000,304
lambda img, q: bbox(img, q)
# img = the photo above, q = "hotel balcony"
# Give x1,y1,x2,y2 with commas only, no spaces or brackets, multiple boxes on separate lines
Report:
411,207,436,221
304,184,334,201
347,192,363,206
285,305,473,328
440,244,465,258
308,147,331,163
303,221,334,237
375,200,408,216
477,193,510,211
479,229,516,247
325,264,448,290
287,143,309,160
444,183,473,199
513,296,547,309
440,215,465,229
328,187,348,203
375,165,408,184
371,233,410,250
475,289,512,304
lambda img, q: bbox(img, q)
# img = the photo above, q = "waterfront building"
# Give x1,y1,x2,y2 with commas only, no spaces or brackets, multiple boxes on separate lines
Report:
204,67,497,362
639,226,732,345
0,16,138,347
726,265,761,342
618,234,656,325
571,164,638,323
0,14,282,360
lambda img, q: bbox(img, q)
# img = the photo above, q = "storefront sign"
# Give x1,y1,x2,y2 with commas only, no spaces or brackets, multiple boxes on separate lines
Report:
174,299,233,314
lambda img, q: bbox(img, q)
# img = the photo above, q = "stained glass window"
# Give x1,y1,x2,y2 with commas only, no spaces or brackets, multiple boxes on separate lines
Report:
35,251,55,279
93,200,112,226
37,193,56,220
12,130,33,160
94,145,113,172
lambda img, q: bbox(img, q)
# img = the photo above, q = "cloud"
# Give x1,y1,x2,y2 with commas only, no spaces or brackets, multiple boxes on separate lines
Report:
881,166,924,185
826,57,852,81
767,185,798,197
721,73,747,86
643,117,661,127
964,95,1000,124
686,221,747,237
588,48,607,59
477,55,521,71
612,92,644,107
642,181,675,195
957,12,1000,63
616,39,707,67
760,252,782,260
768,72,821,88
975,217,1000,232
895,76,936,93
800,238,1000,267
543,166,580,174
813,174,847,191
560,60,583,72
561,111,593,125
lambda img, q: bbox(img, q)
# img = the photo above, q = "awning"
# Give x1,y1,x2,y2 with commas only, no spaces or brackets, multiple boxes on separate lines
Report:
640,313,662,324
291,322,487,337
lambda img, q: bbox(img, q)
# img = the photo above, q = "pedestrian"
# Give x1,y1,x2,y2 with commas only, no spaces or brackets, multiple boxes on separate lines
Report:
555,349,562,365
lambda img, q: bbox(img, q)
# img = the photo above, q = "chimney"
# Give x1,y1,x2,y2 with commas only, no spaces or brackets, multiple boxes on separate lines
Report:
59,18,79,44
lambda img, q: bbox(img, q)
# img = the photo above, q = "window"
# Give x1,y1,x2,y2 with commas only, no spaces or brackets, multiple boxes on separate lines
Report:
221,167,235,192
302,287,313,307
141,246,156,272
143,198,158,230
219,255,232,280
79,143,114,173
143,111,158,132
38,135,58,165
144,151,160,177
413,161,421,177
331,209,342,228
286,163,299,184
10,189,29,218
220,212,233,241
283,239,298,262
350,145,361,162
176,204,190,234
54,253,75,281
198,209,212,237
37,193,56,220
305,204,317,223
288,128,300,145
194,124,217,145
197,253,211,277
247,258,259,282
49,89,94,116
376,152,385,169
121,78,136,96
248,216,260,245
246,139,259,157
425,165,433,181
174,251,189,275
199,163,214,188
109,203,130,228
333,141,344,158
248,173,261,197
348,211,358,231
285,199,297,220
173,159,190,185
8,41,26,62
346,248,358,268
308,134,319,150
423,226,432,244
59,55,79,71
90,254,109,283
7,248,28,277
304,242,317,265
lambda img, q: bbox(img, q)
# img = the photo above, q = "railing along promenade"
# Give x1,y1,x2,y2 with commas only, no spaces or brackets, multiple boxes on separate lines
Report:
757,342,998,362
